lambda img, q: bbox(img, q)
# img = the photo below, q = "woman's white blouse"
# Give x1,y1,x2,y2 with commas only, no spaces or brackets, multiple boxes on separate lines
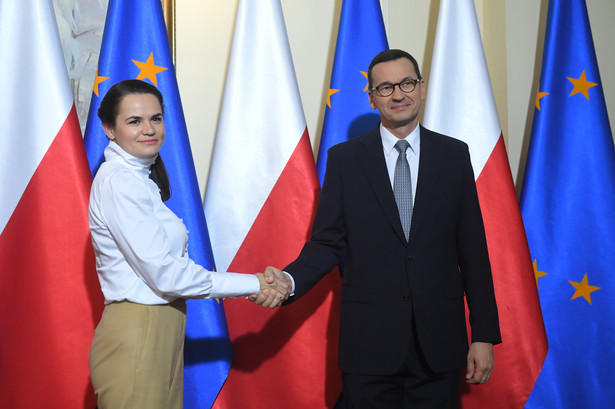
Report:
89,142,258,304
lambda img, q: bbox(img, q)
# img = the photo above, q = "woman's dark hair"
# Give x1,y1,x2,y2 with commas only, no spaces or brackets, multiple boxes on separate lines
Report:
98,79,164,125
148,155,171,202
367,49,422,89
98,80,171,202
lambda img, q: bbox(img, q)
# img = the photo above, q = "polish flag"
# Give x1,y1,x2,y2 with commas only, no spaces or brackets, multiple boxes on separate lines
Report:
205,0,342,408
423,0,547,407
0,1,103,407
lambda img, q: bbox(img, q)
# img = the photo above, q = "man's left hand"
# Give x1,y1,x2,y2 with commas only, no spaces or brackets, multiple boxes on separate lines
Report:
465,342,494,384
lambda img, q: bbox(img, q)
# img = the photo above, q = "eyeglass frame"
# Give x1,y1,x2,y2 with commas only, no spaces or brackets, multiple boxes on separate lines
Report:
370,78,422,97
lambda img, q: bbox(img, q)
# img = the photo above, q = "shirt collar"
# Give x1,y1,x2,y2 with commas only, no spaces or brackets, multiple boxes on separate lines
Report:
381,123,421,158
104,141,158,176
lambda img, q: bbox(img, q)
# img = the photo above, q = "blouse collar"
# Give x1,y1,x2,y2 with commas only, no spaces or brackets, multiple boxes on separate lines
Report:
104,141,158,176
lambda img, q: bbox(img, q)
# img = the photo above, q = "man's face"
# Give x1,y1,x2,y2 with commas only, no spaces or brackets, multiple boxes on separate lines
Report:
368,58,425,134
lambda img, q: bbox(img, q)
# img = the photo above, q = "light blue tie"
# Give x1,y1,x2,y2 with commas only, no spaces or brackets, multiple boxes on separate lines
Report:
394,140,413,241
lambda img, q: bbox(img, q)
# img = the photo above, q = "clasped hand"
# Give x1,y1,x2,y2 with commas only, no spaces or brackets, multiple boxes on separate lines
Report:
249,266,292,308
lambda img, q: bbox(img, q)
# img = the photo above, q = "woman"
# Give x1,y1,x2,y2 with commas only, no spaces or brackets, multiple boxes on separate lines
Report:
88,80,285,409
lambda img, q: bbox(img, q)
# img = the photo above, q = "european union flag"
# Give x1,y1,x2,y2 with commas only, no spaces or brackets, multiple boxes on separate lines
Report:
315,0,388,184
83,1,231,407
520,0,615,407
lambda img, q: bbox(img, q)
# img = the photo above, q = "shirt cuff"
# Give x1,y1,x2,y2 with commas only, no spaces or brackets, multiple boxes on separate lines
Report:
282,270,296,296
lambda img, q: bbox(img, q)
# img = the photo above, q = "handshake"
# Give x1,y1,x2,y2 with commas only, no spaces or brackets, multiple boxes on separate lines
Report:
249,266,293,308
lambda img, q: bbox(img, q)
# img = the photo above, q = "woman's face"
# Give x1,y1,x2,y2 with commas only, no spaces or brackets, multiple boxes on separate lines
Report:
103,93,165,159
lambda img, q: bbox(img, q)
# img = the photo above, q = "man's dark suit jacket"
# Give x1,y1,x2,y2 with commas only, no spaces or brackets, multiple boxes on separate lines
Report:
285,125,501,376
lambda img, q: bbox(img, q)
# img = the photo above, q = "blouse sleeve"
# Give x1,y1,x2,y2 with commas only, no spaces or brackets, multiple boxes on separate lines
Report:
99,169,258,299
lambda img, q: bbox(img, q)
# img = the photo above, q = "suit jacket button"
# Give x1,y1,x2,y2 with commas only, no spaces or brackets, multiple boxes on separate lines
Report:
406,254,414,261
402,293,410,301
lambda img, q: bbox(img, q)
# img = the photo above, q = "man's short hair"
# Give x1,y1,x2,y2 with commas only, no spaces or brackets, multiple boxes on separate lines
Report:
368,49,422,89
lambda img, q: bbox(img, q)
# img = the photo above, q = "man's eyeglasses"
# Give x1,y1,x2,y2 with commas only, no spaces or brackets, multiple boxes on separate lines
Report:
371,79,422,97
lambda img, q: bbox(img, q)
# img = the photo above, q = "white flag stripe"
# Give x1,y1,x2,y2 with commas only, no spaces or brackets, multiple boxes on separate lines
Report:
205,0,307,273
423,0,500,178
0,0,74,234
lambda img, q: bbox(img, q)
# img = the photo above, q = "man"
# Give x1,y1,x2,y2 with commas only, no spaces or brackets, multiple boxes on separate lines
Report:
259,49,501,408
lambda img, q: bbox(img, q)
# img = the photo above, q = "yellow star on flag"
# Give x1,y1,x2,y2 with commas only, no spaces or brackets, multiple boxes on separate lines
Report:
327,88,340,108
93,68,109,97
569,273,601,304
361,71,369,92
532,259,548,288
132,52,168,86
567,70,597,100
535,86,549,110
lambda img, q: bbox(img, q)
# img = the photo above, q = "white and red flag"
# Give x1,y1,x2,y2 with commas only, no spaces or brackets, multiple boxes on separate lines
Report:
204,0,342,408
423,0,547,407
0,0,103,408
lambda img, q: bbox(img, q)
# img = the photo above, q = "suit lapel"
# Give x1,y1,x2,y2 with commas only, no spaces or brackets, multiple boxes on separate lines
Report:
408,126,442,248
357,127,407,245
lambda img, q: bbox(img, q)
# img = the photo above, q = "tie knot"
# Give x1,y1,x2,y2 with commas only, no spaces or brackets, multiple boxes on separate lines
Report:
394,139,410,154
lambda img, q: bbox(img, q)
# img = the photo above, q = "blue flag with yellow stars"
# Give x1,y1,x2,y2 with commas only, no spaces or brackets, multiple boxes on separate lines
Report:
520,0,615,407
315,0,388,185
83,1,231,407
